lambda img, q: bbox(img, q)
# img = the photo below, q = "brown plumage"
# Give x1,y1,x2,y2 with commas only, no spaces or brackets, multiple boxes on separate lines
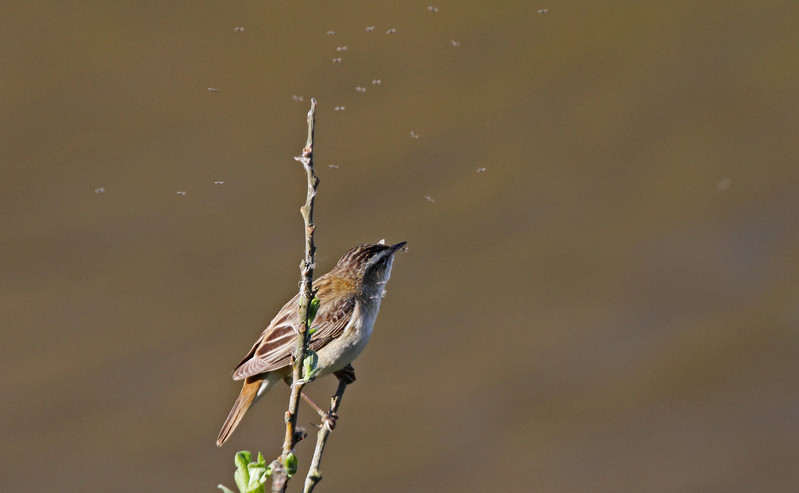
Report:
216,241,406,446
216,378,263,447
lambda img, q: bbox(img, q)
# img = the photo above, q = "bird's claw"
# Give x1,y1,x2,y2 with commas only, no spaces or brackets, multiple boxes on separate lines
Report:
333,364,356,384
323,411,339,430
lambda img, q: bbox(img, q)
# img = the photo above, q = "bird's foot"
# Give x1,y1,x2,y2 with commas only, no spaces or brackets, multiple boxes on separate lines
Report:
333,364,356,384
323,411,339,430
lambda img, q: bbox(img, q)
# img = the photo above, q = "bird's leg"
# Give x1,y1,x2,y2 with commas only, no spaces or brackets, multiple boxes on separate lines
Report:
301,391,328,419
320,364,356,430
299,364,356,427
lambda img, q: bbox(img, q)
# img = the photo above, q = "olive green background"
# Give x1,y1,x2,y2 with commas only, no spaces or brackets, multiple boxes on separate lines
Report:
2,1,798,491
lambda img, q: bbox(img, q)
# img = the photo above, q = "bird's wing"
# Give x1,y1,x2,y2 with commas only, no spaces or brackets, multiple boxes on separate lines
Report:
232,291,356,380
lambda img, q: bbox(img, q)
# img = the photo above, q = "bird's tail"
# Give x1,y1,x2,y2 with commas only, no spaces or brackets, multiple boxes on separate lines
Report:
216,378,262,446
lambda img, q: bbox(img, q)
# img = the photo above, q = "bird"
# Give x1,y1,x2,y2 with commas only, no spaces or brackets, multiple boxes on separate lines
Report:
216,241,406,446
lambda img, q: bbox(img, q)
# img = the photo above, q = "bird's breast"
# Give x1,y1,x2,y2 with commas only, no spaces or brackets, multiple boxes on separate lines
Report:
316,298,381,374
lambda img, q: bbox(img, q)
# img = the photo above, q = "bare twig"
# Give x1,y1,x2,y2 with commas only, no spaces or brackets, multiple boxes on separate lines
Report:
272,97,319,493
303,375,350,493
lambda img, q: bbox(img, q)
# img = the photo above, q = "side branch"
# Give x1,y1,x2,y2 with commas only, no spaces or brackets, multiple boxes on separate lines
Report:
303,377,349,493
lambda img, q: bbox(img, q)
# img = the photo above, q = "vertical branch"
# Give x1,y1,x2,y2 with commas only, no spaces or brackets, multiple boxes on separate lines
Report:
303,378,348,493
272,98,319,493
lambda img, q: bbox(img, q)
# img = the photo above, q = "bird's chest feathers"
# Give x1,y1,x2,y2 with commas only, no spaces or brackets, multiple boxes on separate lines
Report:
317,299,380,372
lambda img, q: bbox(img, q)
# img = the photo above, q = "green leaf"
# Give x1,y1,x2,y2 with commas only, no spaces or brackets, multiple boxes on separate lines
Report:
233,451,252,492
283,452,298,478
234,451,253,469
222,451,271,493
307,296,320,326
245,452,268,493
302,350,319,381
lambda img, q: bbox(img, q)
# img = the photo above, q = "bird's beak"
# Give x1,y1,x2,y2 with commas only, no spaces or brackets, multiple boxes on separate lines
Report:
391,241,407,252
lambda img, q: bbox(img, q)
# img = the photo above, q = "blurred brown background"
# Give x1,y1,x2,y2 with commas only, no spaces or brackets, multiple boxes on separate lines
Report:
2,1,798,491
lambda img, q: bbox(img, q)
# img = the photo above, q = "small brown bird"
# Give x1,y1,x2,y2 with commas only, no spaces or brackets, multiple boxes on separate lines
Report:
216,241,406,446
